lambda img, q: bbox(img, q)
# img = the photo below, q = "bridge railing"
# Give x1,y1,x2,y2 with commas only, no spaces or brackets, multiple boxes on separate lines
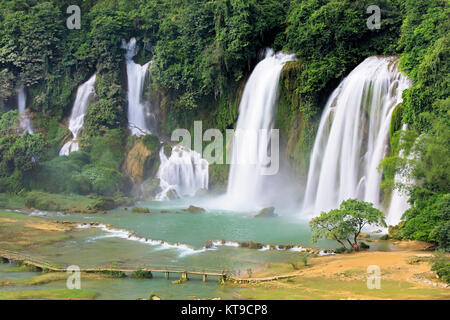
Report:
0,249,230,276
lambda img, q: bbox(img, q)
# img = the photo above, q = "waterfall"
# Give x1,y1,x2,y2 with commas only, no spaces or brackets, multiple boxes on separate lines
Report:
121,38,154,136
17,86,34,134
225,49,296,209
155,146,209,200
386,125,416,226
59,74,97,156
303,56,412,216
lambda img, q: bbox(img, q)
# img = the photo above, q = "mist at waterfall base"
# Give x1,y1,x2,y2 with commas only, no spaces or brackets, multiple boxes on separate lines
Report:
122,38,155,136
302,56,412,224
59,74,96,156
209,49,300,213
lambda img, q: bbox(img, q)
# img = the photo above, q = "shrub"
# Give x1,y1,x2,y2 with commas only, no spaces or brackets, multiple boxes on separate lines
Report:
131,207,150,214
132,270,153,279
430,250,450,284
299,252,308,266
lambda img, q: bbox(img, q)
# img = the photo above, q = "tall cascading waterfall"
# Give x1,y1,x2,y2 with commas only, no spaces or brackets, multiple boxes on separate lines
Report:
121,38,154,136
59,74,97,156
155,146,209,201
225,49,296,210
303,56,412,216
17,86,34,134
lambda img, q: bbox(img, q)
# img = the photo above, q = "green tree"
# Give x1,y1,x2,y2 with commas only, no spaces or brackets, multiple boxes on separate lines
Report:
0,111,47,193
310,199,386,249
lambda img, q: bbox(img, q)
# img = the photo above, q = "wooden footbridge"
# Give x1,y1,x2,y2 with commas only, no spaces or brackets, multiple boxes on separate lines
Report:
0,249,229,282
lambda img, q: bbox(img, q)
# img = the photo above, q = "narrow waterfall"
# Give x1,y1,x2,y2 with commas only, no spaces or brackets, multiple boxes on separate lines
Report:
155,146,209,201
17,86,34,134
59,74,97,156
225,49,296,209
303,56,412,216
386,125,416,226
121,38,154,136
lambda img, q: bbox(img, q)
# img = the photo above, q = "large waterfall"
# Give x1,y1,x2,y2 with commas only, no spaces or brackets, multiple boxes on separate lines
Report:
155,146,209,201
303,56,411,216
122,38,153,136
225,49,296,210
59,74,97,156
17,86,34,134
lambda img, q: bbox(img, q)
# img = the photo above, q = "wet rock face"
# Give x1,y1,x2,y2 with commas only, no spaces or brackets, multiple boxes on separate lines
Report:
254,207,277,218
123,140,152,184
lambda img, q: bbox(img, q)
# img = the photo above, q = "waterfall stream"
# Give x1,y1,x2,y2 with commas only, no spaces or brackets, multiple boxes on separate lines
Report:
59,74,97,156
17,86,34,134
224,49,296,210
156,146,209,200
303,56,412,216
122,38,154,136
386,125,417,226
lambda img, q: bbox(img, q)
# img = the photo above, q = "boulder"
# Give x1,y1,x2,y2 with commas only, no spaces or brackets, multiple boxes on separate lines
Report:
131,207,151,214
254,207,277,218
183,205,206,214
204,240,214,249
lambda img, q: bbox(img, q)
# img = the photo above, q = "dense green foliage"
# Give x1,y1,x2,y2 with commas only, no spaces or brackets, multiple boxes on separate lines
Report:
310,199,386,249
0,111,47,193
284,0,403,117
379,0,449,248
430,250,450,284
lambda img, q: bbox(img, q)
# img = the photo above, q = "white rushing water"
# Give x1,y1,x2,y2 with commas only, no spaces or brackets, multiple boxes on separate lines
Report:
59,74,97,156
17,86,34,134
386,125,417,226
122,38,153,136
156,146,209,200
225,49,296,210
303,56,412,216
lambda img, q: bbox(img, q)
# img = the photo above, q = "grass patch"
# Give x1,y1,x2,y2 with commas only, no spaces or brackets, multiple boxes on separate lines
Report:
0,288,97,300
0,193,27,209
233,276,450,300
339,269,365,278
408,256,430,265
0,210,72,251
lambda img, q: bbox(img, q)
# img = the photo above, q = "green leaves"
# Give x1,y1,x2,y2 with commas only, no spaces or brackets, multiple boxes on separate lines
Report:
310,199,386,249
0,110,48,193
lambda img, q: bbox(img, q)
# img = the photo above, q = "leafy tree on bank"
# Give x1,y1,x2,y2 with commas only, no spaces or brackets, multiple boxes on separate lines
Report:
310,199,387,250
0,111,47,193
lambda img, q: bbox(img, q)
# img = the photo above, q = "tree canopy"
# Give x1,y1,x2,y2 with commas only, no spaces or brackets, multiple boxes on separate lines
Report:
310,199,387,249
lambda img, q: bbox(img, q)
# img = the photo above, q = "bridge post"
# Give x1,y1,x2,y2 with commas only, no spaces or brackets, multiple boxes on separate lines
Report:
181,271,189,281
202,274,207,283
165,272,169,280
